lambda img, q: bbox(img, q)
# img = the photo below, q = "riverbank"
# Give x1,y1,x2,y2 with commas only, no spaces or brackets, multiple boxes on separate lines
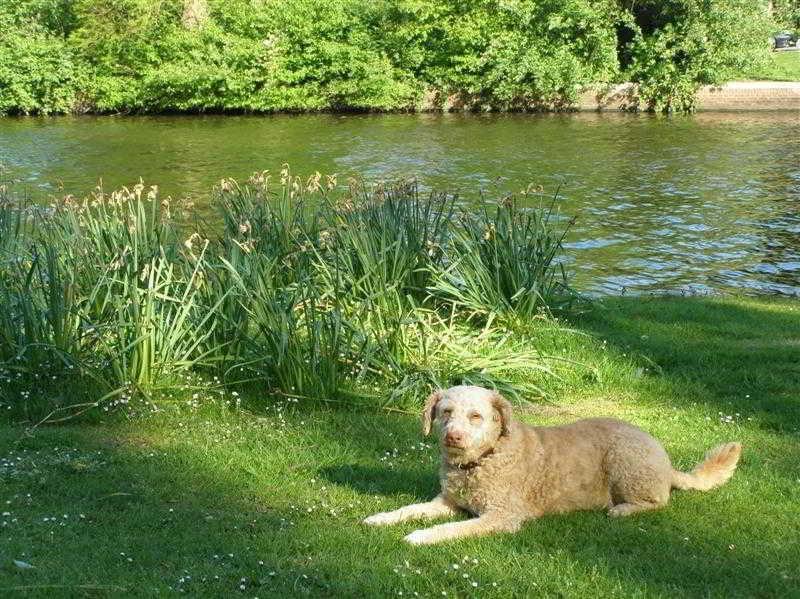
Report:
5,80,800,116
1,296,798,596
577,81,800,111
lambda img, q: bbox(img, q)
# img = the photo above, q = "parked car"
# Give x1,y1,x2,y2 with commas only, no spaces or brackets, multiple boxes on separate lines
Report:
773,32,798,49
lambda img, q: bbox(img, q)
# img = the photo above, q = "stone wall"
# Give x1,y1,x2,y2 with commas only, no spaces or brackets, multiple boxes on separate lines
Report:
577,81,800,111
695,82,800,110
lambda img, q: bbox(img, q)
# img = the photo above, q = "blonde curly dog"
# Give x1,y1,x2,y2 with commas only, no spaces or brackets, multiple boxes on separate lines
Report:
365,385,742,545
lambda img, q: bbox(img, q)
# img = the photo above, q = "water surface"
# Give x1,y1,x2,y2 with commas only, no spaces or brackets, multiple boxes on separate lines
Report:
1,113,799,296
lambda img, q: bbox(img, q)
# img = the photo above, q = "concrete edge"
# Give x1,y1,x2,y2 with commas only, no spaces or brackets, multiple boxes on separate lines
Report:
577,81,800,111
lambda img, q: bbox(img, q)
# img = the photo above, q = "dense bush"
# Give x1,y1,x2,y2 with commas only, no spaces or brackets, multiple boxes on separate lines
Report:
773,0,800,31
0,172,574,420
364,0,621,109
0,8,84,114
0,0,778,114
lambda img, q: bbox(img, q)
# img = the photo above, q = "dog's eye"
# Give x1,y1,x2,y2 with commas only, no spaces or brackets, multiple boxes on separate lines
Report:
441,409,452,419
469,412,482,423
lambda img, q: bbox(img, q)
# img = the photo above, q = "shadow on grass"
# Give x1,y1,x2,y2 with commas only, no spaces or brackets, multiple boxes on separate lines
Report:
313,408,439,499
1,409,796,598
572,296,800,431
320,464,436,498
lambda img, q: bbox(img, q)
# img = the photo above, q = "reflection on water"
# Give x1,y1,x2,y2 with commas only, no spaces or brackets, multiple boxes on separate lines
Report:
1,112,798,296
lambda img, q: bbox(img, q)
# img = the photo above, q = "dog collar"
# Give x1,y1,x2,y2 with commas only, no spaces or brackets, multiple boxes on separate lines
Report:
455,448,495,471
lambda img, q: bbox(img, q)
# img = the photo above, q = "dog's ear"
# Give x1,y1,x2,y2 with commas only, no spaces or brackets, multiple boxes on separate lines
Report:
491,391,513,436
422,390,443,436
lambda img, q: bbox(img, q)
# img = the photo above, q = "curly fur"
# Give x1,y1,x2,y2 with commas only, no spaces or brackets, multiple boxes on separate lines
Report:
365,385,742,545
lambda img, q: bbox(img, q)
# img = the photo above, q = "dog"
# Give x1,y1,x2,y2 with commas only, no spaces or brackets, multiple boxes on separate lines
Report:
364,385,742,545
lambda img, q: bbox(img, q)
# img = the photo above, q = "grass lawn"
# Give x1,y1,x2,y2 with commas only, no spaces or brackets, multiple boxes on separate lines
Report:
738,50,800,81
0,296,798,597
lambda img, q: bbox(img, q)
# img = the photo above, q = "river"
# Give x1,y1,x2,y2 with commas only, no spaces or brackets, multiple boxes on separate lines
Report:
1,112,798,296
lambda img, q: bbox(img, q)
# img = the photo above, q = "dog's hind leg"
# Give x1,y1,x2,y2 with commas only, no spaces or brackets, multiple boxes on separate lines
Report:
363,494,460,526
605,434,672,518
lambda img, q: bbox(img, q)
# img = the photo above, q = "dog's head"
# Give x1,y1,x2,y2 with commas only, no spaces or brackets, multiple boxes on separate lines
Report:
422,385,513,465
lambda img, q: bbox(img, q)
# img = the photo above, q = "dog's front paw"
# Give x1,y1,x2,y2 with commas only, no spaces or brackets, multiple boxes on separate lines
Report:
404,528,439,546
363,512,395,526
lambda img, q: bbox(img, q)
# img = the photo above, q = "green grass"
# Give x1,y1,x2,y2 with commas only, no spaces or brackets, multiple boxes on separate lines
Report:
0,296,797,597
738,50,800,81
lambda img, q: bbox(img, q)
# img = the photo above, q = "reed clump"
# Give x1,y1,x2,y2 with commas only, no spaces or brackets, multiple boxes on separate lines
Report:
0,169,575,420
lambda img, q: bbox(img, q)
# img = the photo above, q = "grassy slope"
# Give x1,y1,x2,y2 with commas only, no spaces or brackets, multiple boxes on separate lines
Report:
738,50,800,81
0,296,798,597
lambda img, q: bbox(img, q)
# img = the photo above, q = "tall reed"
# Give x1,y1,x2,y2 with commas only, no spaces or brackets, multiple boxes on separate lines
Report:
0,172,576,418
429,193,574,323
315,181,455,307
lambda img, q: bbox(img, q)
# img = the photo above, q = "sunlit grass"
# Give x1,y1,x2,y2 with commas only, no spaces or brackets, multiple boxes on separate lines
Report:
0,296,797,596
738,49,800,81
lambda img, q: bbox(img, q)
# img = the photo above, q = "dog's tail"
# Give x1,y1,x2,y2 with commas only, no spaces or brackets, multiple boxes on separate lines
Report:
671,442,742,491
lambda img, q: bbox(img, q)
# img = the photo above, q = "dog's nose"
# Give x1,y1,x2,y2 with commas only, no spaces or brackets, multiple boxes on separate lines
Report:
445,430,466,447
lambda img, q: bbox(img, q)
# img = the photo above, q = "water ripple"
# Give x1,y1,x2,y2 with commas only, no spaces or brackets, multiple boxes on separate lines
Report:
1,112,799,296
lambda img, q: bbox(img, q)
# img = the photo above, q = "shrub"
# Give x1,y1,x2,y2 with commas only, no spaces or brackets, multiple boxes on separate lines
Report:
263,0,421,111
366,0,621,109
1,0,775,113
773,0,800,31
0,9,83,115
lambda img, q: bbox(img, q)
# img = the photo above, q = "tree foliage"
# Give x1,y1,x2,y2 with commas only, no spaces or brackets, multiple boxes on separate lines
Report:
620,0,774,111
773,0,800,30
0,0,776,114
